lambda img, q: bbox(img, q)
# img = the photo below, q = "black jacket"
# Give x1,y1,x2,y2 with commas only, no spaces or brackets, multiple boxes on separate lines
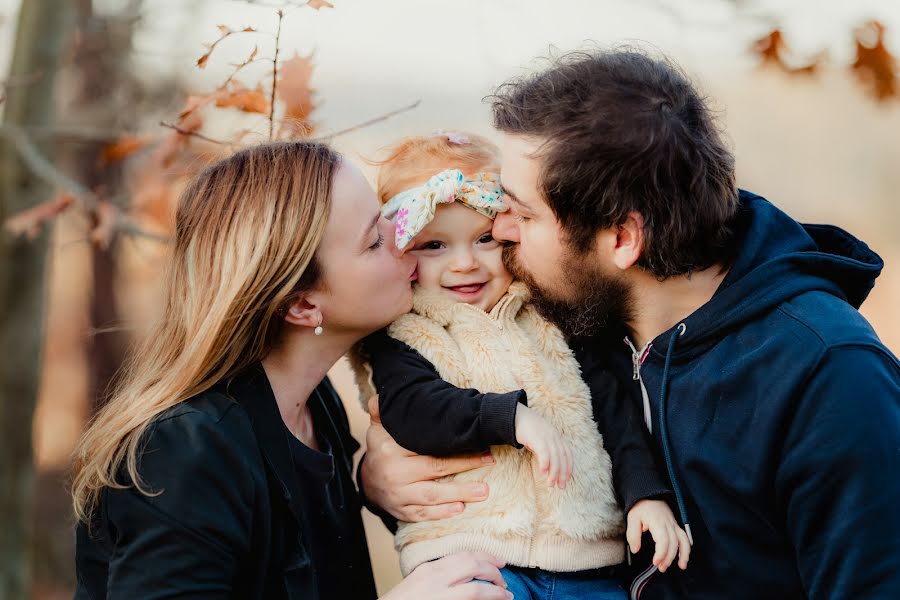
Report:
74,364,377,600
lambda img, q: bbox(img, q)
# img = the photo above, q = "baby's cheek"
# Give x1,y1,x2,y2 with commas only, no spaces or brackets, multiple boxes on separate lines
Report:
412,254,444,291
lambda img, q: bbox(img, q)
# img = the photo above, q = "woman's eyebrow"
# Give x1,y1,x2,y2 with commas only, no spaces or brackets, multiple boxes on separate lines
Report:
360,212,380,244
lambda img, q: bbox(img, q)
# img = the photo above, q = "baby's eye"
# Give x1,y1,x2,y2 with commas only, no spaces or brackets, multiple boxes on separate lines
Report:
478,233,496,244
419,241,445,251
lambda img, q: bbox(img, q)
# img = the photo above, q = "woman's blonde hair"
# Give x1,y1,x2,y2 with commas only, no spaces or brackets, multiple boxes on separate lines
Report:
71,141,341,522
375,132,501,203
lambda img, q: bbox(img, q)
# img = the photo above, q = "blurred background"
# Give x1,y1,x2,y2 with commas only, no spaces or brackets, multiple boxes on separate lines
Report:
1,0,897,598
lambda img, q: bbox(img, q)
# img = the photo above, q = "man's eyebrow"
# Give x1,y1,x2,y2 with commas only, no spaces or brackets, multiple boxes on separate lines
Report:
500,183,518,201
500,184,530,211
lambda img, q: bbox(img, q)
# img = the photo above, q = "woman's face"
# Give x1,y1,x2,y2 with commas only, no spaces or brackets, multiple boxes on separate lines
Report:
312,162,417,337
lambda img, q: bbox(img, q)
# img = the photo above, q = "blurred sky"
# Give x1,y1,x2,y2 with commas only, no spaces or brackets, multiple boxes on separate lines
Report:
3,0,900,130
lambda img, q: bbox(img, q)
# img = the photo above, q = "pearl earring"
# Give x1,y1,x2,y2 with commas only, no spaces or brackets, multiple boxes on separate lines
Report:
314,316,323,336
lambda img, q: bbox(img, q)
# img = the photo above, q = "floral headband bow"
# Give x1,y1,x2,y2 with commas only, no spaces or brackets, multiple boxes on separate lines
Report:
381,169,507,251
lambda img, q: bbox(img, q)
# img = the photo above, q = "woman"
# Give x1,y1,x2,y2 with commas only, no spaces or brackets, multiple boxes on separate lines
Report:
71,141,512,599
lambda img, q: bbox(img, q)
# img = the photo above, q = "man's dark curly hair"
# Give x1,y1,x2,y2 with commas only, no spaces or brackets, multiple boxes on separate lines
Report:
490,47,739,278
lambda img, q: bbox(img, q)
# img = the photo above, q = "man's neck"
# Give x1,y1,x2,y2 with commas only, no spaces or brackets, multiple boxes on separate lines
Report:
627,264,729,349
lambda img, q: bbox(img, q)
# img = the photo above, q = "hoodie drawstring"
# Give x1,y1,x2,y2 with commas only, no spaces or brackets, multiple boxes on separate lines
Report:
629,323,692,600
658,322,693,545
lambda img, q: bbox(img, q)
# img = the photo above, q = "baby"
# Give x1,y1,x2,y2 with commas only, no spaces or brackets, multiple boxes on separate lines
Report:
354,132,690,599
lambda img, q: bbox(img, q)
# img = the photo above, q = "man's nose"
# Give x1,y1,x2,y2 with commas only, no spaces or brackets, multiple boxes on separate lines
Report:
493,212,519,243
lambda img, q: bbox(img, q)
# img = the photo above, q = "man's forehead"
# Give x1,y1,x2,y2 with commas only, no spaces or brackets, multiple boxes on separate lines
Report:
500,132,543,161
499,134,544,207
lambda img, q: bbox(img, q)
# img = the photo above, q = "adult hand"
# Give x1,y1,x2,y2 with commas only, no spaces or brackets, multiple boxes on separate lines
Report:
381,552,512,600
360,396,495,522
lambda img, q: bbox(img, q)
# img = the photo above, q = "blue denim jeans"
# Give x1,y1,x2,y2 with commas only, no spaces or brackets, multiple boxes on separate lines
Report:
487,566,628,600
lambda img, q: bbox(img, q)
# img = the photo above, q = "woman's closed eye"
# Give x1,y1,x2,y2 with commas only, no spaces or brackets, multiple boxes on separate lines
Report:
368,233,385,250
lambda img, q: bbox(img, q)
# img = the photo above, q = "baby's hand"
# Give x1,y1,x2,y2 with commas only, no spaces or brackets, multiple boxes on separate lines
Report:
626,499,691,573
514,404,572,489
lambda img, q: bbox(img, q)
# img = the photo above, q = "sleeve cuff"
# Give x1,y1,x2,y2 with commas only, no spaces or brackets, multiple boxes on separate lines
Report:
621,467,675,514
479,390,527,448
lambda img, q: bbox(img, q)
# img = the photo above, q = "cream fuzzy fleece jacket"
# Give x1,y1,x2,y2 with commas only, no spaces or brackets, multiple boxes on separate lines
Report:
354,281,625,576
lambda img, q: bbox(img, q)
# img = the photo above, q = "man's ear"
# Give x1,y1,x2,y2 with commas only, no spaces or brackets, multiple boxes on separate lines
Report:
611,211,645,271
282,296,323,331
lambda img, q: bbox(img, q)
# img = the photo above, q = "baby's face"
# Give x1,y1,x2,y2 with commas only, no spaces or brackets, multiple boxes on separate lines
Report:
408,202,513,312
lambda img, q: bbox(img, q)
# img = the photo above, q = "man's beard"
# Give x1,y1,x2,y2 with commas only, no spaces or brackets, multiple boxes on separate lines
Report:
502,243,633,339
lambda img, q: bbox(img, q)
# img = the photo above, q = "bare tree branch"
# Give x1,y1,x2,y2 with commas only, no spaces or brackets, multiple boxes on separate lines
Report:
315,100,421,141
0,124,94,198
269,9,284,140
159,121,229,146
219,52,271,91
0,123,168,243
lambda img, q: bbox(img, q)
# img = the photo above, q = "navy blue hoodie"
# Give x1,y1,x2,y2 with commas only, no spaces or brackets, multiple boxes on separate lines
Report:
600,191,900,599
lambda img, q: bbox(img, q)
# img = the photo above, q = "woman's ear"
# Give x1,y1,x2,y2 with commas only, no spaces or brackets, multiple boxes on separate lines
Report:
282,296,323,331
611,211,645,271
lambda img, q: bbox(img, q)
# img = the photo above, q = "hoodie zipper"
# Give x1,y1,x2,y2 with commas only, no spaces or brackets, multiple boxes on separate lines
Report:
622,337,657,599
624,337,654,434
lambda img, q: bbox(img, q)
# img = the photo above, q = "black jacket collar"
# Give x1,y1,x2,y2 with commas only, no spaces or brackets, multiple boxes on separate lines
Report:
222,364,310,537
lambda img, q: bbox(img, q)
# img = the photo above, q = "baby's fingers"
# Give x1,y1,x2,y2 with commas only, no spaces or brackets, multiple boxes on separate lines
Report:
563,441,573,486
651,525,672,571
676,527,691,570
555,439,571,489
547,444,560,487
625,516,643,554
537,444,550,474
661,525,679,572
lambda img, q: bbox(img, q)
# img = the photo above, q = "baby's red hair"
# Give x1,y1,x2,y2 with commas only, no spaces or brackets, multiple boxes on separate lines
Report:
375,132,501,204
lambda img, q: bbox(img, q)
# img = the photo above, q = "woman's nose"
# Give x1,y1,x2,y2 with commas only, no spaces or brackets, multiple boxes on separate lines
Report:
493,212,519,243
386,226,405,259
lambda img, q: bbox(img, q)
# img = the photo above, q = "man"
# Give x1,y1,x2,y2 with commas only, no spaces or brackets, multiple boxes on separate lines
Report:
360,48,900,599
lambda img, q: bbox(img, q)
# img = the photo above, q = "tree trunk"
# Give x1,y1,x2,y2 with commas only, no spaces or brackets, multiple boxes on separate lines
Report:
0,2,76,598
29,1,142,595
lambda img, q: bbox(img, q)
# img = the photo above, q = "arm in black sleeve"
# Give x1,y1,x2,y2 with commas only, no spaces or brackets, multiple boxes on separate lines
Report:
364,329,526,456
100,406,258,598
575,341,673,513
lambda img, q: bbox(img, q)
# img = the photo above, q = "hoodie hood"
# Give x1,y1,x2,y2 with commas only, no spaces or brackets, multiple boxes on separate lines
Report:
652,190,884,358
